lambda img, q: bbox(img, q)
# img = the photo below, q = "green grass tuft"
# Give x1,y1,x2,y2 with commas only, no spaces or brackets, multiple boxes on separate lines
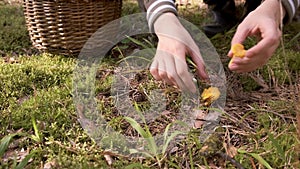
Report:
0,4,31,53
0,1,299,168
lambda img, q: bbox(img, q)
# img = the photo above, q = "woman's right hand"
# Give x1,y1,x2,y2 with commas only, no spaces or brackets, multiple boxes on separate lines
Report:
150,13,208,93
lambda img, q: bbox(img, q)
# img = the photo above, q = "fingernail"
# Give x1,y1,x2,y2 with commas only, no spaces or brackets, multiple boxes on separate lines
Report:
227,50,232,56
192,78,197,83
229,64,237,70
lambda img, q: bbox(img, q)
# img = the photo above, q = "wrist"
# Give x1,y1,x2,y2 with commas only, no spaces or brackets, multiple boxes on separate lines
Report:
260,0,286,24
154,12,180,33
146,0,178,33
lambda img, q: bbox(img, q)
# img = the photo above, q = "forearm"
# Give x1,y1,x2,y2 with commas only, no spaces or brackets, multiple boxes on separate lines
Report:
143,0,178,32
281,0,299,23
259,0,299,25
258,0,286,25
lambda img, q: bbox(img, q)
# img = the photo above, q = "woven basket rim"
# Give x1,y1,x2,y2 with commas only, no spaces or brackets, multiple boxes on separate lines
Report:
23,0,122,55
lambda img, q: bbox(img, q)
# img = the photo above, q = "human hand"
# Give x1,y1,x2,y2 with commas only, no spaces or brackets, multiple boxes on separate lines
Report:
150,13,208,93
228,0,284,72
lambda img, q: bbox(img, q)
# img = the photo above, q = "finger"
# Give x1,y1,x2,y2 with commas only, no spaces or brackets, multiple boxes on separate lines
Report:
227,50,234,58
189,46,209,80
152,49,189,88
162,51,181,86
158,60,174,85
228,56,251,71
150,59,161,80
156,50,178,85
156,48,195,92
229,57,262,72
230,55,251,65
165,54,180,87
229,62,252,72
246,36,280,59
228,25,249,60
231,24,250,45
228,57,240,71
174,56,196,93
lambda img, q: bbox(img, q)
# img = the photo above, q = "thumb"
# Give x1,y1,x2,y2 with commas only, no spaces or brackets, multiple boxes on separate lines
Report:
228,26,249,57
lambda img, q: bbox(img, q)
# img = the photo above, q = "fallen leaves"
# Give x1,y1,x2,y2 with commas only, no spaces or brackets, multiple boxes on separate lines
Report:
295,84,300,139
104,154,113,166
223,142,238,158
193,109,206,128
3,57,19,64
43,160,57,169
2,148,30,163
193,87,221,128
296,109,300,138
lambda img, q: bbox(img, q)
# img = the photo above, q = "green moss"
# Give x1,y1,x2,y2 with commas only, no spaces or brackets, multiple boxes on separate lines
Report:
0,1,300,168
0,4,31,52
0,54,75,111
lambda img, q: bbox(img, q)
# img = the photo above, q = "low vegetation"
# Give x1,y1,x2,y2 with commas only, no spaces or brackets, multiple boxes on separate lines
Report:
0,1,299,168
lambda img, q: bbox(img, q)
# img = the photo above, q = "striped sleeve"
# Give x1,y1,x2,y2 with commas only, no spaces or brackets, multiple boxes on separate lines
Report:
281,0,300,23
144,0,178,32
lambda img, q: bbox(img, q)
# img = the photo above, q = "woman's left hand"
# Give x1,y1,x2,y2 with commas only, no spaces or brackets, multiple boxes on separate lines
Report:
228,0,284,72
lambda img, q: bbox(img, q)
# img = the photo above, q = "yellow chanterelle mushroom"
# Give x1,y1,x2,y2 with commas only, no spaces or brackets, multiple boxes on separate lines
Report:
229,43,247,66
201,87,220,106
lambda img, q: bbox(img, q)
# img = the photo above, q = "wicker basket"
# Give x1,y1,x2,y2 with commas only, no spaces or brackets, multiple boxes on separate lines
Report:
23,0,122,55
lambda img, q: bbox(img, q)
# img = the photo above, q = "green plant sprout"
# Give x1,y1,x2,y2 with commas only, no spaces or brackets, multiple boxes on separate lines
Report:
124,102,187,167
30,115,42,143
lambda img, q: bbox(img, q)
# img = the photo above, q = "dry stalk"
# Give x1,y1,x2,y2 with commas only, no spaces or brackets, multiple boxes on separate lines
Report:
295,83,300,139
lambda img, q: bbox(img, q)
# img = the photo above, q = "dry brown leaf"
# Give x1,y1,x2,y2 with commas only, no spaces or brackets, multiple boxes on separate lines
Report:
104,154,113,166
296,92,300,139
161,110,172,116
43,160,57,169
199,145,209,153
194,110,206,128
2,148,30,163
226,145,238,158
4,57,19,64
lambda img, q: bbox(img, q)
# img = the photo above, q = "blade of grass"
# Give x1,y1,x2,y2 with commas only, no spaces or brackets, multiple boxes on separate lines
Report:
162,121,187,154
238,149,272,169
133,102,145,123
186,57,197,69
202,156,210,169
167,160,181,169
125,35,150,50
162,131,183,155
125,163,148,169
129,149,154,159
15,150,36,169
268,133,285,161
163,121,187,143
124,117,149,138
123,117,157,155
31,115,41,143
280,31,300,50
116,55,152,65
0,133,19,157
142,38,156,48
189,145,195,169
